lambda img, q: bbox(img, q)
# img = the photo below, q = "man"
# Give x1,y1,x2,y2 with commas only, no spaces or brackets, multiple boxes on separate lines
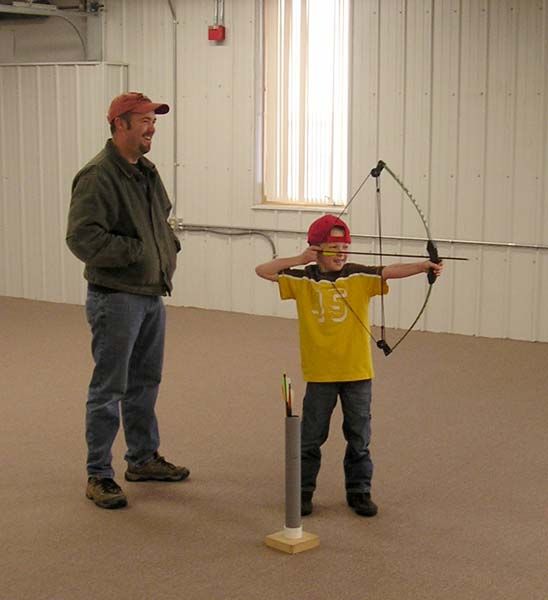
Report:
66,92,189,509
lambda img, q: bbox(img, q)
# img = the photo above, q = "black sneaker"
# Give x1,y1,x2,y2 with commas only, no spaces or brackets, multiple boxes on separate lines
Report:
301,491,313,516
125,452,190,482
346,492,378,517
86,477,127,509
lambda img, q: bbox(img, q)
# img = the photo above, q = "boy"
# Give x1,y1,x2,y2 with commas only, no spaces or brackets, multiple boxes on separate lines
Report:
255,214,443,517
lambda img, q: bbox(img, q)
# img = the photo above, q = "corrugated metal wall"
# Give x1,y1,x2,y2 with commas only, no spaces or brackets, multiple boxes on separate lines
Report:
0,0,547,342
349,0,548,342
0,61,127,305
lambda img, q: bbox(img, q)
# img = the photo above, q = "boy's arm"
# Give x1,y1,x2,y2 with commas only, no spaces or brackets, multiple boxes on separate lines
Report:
255,247,320,282
382,260,443,280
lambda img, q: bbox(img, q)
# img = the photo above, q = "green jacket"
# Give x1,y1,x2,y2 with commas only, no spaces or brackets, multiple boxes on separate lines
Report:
66,140,180,296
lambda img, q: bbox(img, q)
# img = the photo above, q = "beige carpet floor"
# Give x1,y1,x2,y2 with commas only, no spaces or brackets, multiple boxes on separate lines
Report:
1,296,547,600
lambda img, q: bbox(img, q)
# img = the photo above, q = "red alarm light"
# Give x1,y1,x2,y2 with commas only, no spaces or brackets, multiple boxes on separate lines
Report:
208,24,226,42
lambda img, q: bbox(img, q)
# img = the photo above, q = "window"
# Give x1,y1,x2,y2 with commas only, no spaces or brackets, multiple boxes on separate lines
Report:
262,0,350,206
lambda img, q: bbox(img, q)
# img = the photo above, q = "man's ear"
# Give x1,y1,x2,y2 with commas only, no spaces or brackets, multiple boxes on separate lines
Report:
114,116,130,132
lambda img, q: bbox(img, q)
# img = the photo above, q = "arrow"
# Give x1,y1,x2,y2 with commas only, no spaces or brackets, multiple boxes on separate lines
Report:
320,250,468,261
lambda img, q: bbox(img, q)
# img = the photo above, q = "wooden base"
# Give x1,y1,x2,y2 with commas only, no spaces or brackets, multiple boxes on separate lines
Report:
264,530,320,554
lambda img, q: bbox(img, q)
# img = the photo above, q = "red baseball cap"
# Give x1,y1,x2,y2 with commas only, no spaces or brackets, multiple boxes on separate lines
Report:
307,215,351,245
107,92,170,123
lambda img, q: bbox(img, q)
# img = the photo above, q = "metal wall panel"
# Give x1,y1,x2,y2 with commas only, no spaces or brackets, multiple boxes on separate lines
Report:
0,18,86,63
0,0,547,343
103,0,175,199
347,0,548,342
173,0,262,312
0,62,127,304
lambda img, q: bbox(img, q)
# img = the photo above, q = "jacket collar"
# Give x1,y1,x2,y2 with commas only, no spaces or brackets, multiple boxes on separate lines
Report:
105,139,157,179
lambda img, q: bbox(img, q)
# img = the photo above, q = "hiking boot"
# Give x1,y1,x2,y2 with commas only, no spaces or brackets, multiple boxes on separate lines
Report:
125,452,190,482
86,477,127,509
346,492,378,517
301,491,313,516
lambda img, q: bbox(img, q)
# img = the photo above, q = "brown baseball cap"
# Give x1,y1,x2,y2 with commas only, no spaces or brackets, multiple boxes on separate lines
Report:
107,92,170,123
307,215,351,245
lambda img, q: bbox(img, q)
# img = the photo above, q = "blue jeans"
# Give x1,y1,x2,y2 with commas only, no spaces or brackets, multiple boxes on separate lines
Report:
85,288,165,478
301,380,373,494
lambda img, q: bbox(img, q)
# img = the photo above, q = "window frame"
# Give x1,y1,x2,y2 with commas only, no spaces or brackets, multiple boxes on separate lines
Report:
255,0,353,211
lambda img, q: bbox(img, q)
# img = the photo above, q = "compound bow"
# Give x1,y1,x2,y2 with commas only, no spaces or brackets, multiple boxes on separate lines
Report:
331,160,443,356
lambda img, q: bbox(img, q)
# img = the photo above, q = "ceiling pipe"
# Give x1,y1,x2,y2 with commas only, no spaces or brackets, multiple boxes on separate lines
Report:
0,3,102,59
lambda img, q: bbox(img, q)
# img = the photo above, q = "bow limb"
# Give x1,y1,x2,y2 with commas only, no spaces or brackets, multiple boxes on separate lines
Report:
374,162,440,354
383,163,441,284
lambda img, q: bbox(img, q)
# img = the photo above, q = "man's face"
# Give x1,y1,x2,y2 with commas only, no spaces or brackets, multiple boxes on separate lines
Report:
316,227,348,272
120,111,157,156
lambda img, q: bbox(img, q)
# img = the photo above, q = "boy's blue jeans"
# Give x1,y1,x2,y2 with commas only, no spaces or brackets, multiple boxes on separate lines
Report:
85,288,165,478
301,380,373,494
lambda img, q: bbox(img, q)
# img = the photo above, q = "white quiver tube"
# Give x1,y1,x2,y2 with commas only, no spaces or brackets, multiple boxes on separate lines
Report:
264,412,319,554
284,415,302,539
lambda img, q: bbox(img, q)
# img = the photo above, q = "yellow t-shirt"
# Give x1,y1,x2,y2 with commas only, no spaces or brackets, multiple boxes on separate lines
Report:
278,264,388,382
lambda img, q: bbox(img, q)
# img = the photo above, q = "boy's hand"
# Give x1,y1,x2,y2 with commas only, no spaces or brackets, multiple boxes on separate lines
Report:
300,246,320,265
424,260,443,278
255,246,321,281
